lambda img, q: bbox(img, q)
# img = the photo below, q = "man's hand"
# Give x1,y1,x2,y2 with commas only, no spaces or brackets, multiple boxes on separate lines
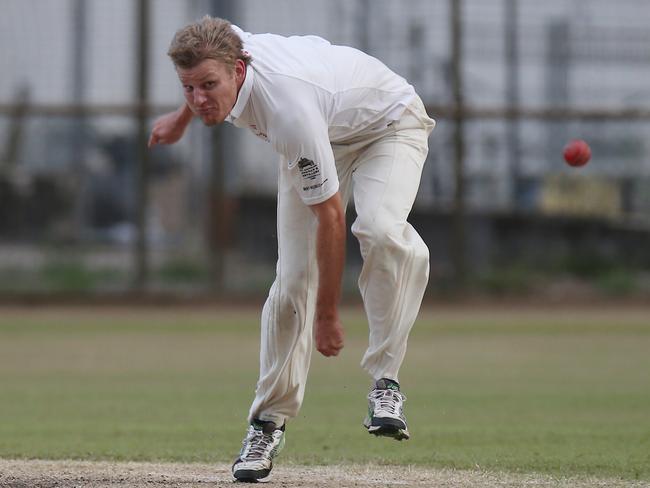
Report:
148,104,193,148
315,314,344,357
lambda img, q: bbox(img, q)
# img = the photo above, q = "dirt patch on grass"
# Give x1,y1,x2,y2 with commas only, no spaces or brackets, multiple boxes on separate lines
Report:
1,459,648,488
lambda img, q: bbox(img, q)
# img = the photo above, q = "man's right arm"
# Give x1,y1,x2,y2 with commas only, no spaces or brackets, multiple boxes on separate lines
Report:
148,103,194,147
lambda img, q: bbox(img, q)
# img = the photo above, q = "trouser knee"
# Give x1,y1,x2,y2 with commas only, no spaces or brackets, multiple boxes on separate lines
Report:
266,269,312,326
352,216,428,265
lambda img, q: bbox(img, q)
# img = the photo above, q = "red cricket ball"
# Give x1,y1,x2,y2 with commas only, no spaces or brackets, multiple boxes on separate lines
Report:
563,139,592,167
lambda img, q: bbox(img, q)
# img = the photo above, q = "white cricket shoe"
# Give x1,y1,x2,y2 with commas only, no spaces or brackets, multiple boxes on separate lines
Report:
232,420,285,482
363,378,410,441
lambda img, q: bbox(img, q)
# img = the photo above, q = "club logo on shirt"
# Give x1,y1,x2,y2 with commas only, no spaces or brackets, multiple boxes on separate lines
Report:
297,158,319,181
297,158,326,191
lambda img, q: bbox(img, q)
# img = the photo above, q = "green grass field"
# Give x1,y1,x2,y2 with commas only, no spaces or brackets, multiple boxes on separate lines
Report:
0,305,648,480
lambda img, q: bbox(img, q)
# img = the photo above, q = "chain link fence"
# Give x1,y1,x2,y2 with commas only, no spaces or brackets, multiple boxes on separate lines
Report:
1,0,649,296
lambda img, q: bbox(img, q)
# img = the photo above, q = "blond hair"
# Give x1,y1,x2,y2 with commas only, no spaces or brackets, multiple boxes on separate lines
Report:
167,16,251,70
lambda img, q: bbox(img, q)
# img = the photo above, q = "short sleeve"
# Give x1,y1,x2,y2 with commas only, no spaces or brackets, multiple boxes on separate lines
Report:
268,101,339,205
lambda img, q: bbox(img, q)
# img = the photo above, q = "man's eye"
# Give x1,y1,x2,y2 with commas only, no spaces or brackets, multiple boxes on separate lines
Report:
204,81,216,89
183,86,193,93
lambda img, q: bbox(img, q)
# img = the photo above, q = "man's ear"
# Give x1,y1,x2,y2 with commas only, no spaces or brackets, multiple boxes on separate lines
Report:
235,59,246,83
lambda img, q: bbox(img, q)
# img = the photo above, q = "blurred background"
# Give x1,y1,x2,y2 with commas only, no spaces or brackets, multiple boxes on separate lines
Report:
1,0,649,299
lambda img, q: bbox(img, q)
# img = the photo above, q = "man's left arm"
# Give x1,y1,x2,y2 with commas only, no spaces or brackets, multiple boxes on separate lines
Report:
310,192,346,357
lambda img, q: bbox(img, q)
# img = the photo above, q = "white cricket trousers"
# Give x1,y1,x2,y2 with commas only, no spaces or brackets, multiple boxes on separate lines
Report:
249,96,435,426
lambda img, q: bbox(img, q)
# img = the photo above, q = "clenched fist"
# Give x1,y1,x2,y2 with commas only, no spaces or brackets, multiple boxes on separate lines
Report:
148,105,194,148
315,315,344,357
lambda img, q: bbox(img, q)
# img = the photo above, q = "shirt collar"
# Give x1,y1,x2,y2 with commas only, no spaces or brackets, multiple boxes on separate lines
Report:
226,64,254,123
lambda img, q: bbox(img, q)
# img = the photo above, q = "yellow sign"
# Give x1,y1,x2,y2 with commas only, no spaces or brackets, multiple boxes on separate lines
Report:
540,175,621,219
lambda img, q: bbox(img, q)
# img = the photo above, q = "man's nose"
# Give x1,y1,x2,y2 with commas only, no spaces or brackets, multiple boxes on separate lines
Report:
193,89,207,105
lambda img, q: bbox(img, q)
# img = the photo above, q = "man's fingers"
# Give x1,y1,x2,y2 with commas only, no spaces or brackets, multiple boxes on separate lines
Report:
320,349,338,357
316,342,343,357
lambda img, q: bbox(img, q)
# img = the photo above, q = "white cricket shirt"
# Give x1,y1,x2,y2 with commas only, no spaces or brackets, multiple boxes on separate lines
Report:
226,26,416,205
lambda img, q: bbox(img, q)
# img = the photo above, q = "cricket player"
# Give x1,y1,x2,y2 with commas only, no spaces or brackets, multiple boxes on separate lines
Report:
149,16,435,482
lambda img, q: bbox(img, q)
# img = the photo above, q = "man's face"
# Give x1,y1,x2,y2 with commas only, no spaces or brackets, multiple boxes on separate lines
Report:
177,58,245,126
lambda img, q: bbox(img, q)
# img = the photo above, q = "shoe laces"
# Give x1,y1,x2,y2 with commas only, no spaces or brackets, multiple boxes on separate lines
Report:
242,426,277,460
370,388,405,415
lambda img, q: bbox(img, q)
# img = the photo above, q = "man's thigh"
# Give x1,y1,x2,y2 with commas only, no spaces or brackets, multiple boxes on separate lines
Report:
351,125,429,226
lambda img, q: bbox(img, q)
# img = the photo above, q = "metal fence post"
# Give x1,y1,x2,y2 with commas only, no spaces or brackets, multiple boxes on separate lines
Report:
134,0,150,291
505,0,522,207
451,0,467,287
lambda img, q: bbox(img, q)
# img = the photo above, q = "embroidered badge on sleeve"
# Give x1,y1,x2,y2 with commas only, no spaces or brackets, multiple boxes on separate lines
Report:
297,157,327,191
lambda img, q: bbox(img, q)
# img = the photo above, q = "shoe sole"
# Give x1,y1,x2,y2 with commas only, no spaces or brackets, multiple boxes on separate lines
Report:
233,469,271,483
232,459,272,483
367,424,410,440
366,417,410,441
